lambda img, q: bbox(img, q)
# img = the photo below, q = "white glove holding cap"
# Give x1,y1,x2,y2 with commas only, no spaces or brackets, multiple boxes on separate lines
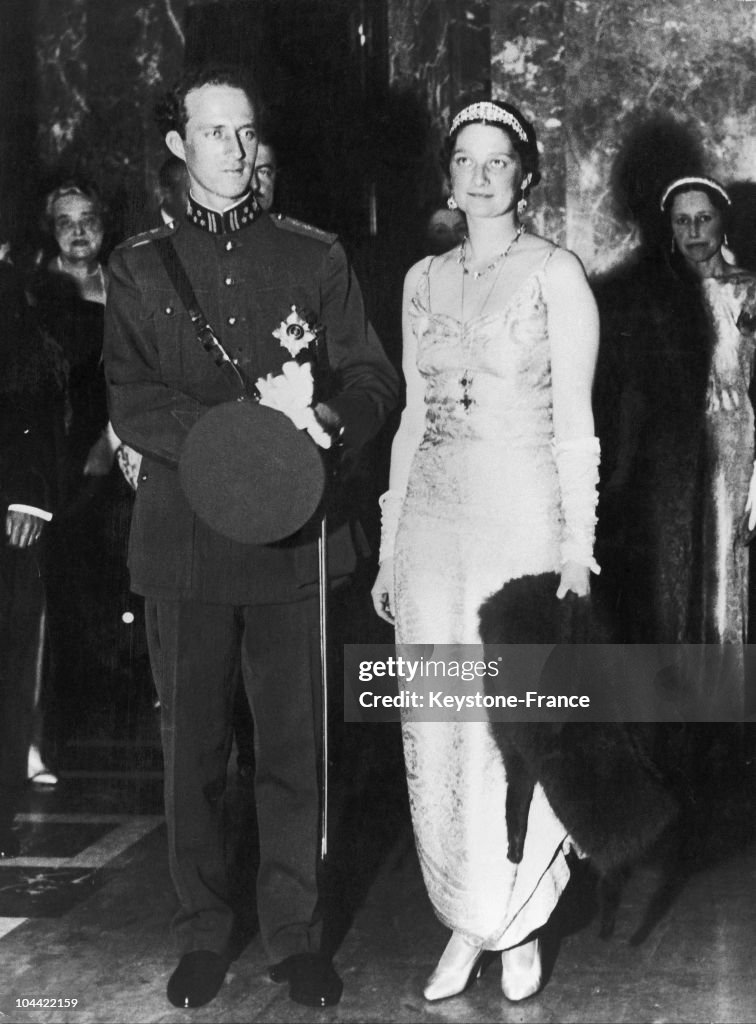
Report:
255,360,332,449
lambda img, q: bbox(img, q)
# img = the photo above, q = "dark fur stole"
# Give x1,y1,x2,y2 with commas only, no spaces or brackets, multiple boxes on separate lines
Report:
479,572,678,874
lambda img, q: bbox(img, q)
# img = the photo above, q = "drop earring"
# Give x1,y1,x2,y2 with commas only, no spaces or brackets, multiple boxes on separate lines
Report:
447,194,458,211
721,233,737,265
517,176,531,220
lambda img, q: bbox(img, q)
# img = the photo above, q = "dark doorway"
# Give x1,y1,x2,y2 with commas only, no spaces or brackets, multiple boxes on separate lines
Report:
184,1,383,240
0,0,39,251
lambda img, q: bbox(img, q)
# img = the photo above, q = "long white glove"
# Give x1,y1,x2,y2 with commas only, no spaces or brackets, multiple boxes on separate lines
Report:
255,360,332,449
377,488,404,563
554,436,601,575
372,488,405,625
744,460,756,531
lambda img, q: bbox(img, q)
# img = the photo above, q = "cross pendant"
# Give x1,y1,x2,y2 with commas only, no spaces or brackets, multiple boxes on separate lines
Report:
459,375,474,410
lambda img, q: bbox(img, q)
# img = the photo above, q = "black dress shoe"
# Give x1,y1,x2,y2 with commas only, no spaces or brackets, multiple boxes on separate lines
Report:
269,953,343,1008
166,950,228,1009
0,829,20,858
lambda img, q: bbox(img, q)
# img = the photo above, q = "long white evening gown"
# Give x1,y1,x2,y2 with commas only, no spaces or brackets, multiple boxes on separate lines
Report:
394,246,572,948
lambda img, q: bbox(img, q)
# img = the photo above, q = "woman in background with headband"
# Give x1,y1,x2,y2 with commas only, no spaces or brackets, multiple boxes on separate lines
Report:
656,177,756,704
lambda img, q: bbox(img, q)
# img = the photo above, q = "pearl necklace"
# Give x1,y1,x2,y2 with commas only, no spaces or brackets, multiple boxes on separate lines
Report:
458,224,525,412
459,224,525,279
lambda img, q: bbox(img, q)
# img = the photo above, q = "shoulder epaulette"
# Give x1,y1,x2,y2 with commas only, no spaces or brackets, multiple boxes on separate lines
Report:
119,221,179,250
269,213,336,244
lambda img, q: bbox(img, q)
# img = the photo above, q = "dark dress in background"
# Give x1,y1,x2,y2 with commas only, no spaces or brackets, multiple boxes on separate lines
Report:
593,253,712,647
31,267,146,746
594,252,756,780
0,262,64,832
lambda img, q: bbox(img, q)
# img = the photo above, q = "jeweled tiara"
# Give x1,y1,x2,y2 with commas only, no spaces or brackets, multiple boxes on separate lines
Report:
450,101,528,142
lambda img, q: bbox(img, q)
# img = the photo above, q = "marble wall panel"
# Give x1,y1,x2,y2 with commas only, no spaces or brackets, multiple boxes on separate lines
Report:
36,0,89,170
490,0,566,246
27,0,756,268
449,0,491,108
388,0,490,204
388,0,453,205
34,0,186,238
389,0,451,125
565,0,756,273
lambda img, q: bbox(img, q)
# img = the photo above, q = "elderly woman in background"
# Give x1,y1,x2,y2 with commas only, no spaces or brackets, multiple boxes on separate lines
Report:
33,181,113,486
31,181,140,748
372,99,600,1003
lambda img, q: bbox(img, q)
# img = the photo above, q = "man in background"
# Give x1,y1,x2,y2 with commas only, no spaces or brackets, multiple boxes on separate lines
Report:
156,155,190,227
252,137,278,213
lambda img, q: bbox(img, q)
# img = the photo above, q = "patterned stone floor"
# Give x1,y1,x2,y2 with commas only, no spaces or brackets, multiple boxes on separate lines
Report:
1,716,755,1024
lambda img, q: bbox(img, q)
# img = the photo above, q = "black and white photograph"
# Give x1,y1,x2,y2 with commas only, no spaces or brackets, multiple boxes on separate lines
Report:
1,2,755,1022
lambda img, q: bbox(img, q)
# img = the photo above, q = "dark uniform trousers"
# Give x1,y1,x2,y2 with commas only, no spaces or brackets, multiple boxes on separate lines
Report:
145,594,323,961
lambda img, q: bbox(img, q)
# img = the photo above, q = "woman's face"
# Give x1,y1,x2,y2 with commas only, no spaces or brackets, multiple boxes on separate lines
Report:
52,193,104,263
449,123,527,220
670,190,725,266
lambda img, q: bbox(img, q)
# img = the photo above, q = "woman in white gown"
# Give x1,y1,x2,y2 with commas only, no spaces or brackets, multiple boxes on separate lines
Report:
372,100,600,1002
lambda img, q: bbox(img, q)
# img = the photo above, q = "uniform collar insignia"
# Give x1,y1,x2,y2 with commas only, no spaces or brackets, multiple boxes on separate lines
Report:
186,192,261,235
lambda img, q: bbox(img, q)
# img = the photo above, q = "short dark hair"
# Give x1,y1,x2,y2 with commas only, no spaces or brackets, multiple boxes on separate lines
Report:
154,62,263,139
444,98,541,197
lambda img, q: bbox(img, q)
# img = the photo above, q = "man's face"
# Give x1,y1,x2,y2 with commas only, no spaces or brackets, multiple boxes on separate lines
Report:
167,84,258,211
53,194,104,264
252,143,278,212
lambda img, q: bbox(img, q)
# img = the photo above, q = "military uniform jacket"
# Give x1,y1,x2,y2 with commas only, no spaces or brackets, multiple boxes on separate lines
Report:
103,198,398,604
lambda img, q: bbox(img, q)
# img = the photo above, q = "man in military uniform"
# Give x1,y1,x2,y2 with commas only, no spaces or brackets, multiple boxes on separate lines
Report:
103,64,398,1010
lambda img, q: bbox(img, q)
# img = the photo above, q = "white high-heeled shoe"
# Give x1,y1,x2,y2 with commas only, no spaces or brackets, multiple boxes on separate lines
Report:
501,937,542,1001
423,932,484,1002
28,744,58,786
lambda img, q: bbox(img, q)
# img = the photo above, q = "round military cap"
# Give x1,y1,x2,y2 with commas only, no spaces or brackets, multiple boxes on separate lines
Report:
179,399,326,544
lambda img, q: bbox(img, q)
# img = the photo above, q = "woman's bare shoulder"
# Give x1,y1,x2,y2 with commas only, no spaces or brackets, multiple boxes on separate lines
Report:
404,247,461,290
404,254,432,292
517,230,555,253
530,242,589,290
516,232,582,270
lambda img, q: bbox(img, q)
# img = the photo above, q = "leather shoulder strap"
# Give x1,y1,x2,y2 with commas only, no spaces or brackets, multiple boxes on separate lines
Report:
152,235,255,398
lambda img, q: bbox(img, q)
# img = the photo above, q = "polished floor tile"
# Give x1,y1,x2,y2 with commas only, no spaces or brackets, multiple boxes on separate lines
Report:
1,726,755,1023
0,866,104,919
